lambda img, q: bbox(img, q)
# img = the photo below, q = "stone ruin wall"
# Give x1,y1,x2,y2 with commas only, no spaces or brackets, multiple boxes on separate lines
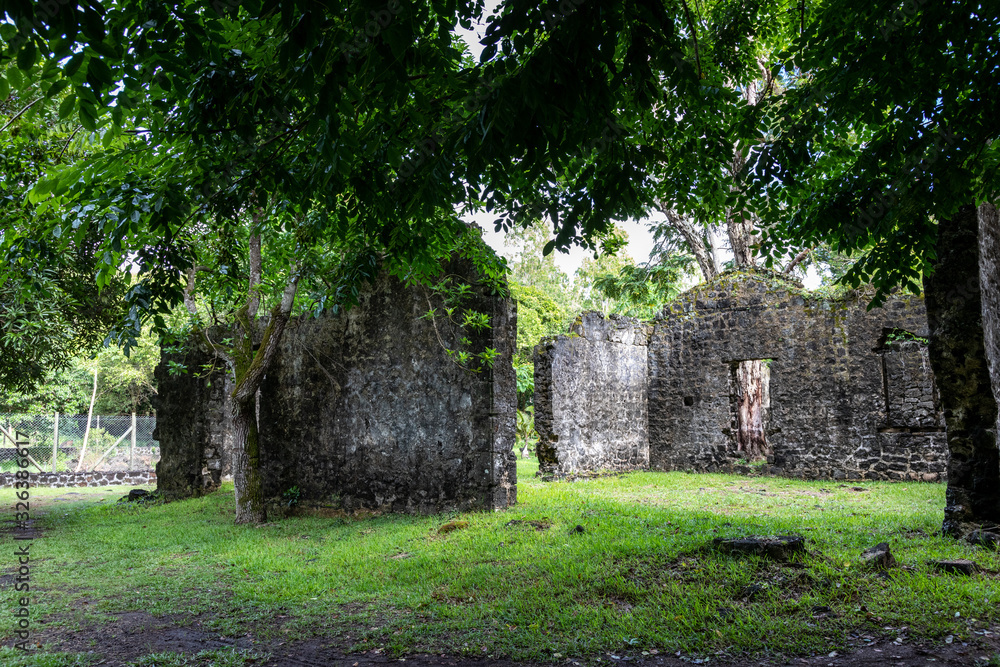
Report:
153,260,517,513
535,272,948,481
152,339,234,498
0,470,156,489
534,313,650,475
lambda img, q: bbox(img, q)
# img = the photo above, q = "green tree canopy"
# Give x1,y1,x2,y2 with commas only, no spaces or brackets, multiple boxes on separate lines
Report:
0,69,129,392
745,0,999,301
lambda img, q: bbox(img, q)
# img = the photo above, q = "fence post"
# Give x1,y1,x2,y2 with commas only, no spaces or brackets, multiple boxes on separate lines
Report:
52,412,59,473
130,412,136,471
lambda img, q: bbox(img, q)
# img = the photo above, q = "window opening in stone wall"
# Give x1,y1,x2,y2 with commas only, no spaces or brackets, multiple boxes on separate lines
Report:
876,328,942,432
729,359,772,460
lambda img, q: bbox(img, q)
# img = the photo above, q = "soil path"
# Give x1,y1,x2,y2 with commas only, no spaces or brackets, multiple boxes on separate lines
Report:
35,612,1000,667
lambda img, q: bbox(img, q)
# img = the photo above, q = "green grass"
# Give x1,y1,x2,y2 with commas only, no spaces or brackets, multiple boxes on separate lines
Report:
3,461,999,662
0,647,97,667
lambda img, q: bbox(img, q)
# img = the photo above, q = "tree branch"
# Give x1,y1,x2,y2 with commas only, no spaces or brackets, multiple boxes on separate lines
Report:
232,266,300,405
679,0,704,79
783,246,814,275
656,199,718,281
0,97,42,133
184,268,198,315
248,230,262,319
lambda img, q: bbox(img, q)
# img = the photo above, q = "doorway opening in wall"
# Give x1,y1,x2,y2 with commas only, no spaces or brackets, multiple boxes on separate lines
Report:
729,359,772,461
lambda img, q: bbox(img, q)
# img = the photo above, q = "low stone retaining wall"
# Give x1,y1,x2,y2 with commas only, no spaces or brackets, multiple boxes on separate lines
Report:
0,470,156,488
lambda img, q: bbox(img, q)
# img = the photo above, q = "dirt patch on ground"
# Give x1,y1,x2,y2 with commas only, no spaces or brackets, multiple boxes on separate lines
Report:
32,610,1000,667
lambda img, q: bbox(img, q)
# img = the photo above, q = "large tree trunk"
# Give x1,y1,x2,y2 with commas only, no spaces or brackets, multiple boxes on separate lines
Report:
229,266,299,524
657,201,718,281
726,208,757,267
724,70,770,270
231,395,266,524
725,146,756,267
184,230,299,525
924,204,1000,537
733,359,770,460
979,202,1000,510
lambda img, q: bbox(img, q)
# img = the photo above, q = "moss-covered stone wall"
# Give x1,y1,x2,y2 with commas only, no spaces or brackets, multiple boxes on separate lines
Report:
534,271,947,481
650,272,945,480
153,261,517,512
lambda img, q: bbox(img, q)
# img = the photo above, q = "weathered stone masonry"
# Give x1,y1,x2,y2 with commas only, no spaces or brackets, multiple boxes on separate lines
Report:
153,260,517,512
0,470,156,489
535,272,948,481
534,313,650,475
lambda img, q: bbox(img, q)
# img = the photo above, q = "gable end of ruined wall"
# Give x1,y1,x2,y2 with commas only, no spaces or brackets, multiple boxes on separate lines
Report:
649,274,945,480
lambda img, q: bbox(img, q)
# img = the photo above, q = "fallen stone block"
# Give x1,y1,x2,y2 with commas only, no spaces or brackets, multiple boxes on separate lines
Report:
931,559,981,575
712,535,806,560
861,542,897,569
964,530,1000,551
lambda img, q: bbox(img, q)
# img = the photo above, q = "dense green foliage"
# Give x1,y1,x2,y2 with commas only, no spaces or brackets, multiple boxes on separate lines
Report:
746,0,1000,301
2,0,996,346
0,0,502,352
591,255,694,320
0,73,130,391
509,283,564,356
0,330,159,415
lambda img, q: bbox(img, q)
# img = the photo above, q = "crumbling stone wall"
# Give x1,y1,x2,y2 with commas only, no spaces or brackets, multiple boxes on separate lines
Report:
535,271,948,481
651,273,945,480
534,312,650,475
154,261,517,512
152,336,233,498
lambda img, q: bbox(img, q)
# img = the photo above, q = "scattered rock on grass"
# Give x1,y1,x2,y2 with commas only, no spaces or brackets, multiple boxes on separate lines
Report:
569,524,585,534
739,582,768,600
964,530,1000,550
118,489,159,504
504,519,551,531
811,605,835,617
712,535,806,560
861,542,897,569
931,559,981,575
716,606,735,619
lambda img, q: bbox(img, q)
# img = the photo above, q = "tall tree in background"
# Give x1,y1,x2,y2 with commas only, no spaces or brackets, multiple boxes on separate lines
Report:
645,0,806,280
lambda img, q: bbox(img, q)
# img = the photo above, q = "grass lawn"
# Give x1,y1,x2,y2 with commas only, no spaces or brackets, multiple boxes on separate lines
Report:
2,460,999,665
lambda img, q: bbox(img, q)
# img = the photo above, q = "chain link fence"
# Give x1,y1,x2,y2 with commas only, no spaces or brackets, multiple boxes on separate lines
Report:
0,413,158,473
